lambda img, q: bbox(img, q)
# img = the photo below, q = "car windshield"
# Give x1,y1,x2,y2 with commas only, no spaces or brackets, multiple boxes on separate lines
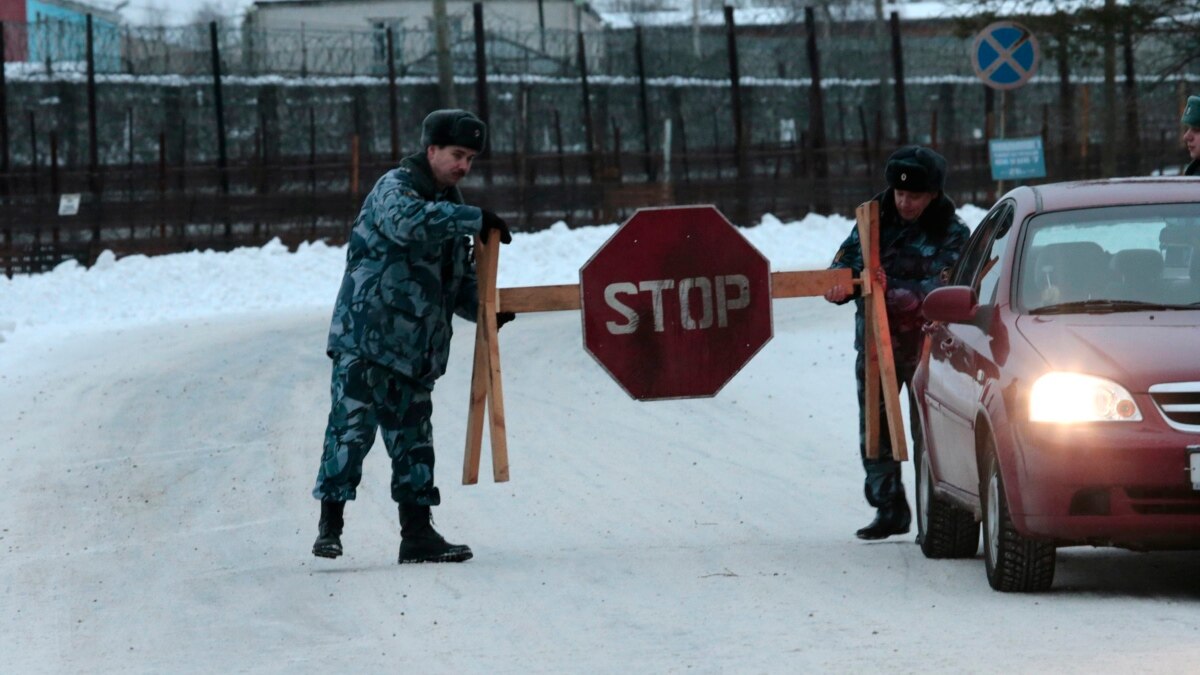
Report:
1018,203,1200,313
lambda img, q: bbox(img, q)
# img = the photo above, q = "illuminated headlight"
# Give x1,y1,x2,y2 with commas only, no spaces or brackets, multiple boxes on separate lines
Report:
1029,372,1142,423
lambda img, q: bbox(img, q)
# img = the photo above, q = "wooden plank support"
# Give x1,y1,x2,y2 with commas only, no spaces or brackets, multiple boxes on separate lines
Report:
855,200,907,461
480,240,509,482
462,309,488,485
463,235,510,484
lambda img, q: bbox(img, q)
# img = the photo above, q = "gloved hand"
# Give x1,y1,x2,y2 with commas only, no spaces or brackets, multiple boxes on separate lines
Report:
496,311,516,331
480,209,512,245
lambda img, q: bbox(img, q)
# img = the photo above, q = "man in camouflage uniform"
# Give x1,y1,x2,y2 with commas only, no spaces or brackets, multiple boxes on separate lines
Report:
311,109,514,564
824,146,970,540
1182,95,1199,177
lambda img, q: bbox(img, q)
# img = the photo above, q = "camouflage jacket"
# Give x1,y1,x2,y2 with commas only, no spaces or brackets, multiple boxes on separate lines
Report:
326,152,482,389
829,189,970,355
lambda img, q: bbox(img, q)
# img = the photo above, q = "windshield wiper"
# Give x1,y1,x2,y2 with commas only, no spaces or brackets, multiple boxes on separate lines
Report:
1029,299,1194,315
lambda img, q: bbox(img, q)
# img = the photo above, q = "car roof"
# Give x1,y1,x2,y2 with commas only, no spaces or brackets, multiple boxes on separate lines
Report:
1005,177,1200,214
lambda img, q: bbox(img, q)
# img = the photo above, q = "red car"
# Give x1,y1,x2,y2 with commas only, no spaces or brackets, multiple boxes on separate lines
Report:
912,177,1200,592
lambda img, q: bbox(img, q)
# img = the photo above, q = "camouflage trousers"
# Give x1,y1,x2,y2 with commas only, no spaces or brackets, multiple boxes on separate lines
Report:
312,353,441,506
855,345,921,509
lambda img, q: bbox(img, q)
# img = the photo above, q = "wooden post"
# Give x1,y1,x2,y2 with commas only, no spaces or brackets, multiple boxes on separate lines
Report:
386,27,399,163
537,0,546,52
472,3,492,184
27,112,38,197
678,111,690,182
49,131,59,196
0,24,8,200
577,29,595,181
309,107,317,236
1100,0,1117,177
1056,25,1074,180
350,134,360,200
634,26,655,182
724,6,745,178
157,130,166,238
1121,20,1139,175
805,6,828,191
553,108,566,185
432,0,456,109
1079,85,1091,165
858,105,872,178
889,11,908,146
178,120,187,193
126,108,134,211
210,21,229,196
856,200,907,461
86,14,99,195
611,120,622,183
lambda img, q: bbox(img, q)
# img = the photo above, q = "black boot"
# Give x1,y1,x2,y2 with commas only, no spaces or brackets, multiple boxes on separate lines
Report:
312,500,345,559
855,498,912,540
398,504,472,564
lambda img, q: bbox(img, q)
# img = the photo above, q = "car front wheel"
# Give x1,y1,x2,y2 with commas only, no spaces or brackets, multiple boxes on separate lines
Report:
916,441,979,559
982,447,1056,592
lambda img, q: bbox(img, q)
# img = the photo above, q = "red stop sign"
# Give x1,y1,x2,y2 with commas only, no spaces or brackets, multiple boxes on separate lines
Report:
579,205,773,400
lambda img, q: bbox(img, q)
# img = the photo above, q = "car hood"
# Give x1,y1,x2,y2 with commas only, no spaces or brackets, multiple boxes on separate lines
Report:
1014,312,1200,391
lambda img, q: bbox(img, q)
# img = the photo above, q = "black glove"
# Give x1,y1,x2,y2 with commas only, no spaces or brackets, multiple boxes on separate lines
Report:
496,311,516,331
480,209,512,245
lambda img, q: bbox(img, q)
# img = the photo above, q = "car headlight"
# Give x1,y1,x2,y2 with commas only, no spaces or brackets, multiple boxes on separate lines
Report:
1029,372,1142,423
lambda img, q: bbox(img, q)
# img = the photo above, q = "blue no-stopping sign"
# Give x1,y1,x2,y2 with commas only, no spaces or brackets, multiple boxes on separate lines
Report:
972,21,1039,90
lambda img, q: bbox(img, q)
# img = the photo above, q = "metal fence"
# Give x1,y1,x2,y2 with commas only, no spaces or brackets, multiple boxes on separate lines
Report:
2,5,1199,276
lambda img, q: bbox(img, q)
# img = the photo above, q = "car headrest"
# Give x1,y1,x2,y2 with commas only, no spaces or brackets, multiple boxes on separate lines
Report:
1034,241,1108,299
1110,249,1163,282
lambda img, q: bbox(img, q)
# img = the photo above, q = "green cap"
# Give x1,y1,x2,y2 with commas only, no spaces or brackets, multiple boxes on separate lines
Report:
1184,95,1200,128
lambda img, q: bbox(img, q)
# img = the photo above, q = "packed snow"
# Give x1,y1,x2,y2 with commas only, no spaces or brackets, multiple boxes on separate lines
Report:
6,204,1200,674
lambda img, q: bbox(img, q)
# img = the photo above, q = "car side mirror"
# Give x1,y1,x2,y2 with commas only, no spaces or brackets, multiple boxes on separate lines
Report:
923,286,979,324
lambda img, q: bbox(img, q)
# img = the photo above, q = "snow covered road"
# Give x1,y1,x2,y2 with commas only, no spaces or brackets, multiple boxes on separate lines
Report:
4,298,1200,673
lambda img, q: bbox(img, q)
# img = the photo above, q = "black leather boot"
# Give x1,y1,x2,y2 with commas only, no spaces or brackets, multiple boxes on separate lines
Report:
855,497,912,540
398,504,472,564
312,500,345,558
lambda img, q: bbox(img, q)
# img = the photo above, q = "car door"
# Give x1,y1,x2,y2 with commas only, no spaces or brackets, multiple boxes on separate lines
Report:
924,204,1014,495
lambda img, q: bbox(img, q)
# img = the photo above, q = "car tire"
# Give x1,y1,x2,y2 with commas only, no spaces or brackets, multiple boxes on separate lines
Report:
916,441,980,559
982,448,1056,592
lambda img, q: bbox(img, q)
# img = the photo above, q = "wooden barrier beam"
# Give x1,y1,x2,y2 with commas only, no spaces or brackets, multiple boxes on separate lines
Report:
495,269,856,316
498,284,580,313
772,268,854,299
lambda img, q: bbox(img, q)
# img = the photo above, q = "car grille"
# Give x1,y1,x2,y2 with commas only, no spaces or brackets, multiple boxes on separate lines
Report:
1125,487,1200,515
1149,382,1200,432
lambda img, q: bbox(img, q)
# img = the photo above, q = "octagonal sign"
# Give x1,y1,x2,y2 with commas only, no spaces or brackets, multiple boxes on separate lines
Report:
579,205,773,401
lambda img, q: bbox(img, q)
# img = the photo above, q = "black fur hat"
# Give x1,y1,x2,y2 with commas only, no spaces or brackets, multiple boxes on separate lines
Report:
885,145,947,193
420,109,487,152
